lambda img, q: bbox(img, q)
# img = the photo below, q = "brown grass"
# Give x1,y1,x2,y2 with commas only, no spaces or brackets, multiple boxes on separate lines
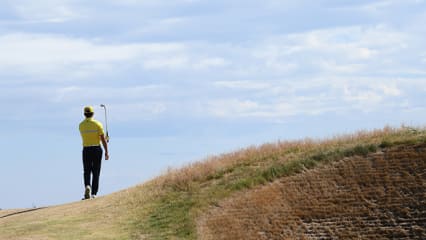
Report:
154,126,420,191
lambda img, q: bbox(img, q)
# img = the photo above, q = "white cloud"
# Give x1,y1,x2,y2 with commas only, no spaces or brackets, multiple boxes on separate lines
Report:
194,57,228,70
214,80,271,90
379,84,402,96
251,24,412,78
341,82,405,112
0,84,174,122
143,56,190,70
206,95,341,119
361,0,395,13
104,0,202,8
207,99,260,118
50,84,171,103
0,2,424,123
0,33,229,79
11,0,80,23
203,76,413,119
0,33,143,76
333,0,425,14
109,102,168,121
128,17,190,37
343,86,383,105
355,47,377,59
142,56,228,70
319,61,364,74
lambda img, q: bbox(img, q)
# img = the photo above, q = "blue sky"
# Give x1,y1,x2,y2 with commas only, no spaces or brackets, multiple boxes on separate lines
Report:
1,0,426,209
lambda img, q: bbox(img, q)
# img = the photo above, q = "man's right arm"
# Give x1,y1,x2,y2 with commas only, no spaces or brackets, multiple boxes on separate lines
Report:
100,134,109,160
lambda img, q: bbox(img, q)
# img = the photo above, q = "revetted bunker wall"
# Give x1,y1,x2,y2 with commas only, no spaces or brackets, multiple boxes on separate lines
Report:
198,144,426,239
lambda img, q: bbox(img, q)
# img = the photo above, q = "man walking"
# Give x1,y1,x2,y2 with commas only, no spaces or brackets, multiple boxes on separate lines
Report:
79,106,109,200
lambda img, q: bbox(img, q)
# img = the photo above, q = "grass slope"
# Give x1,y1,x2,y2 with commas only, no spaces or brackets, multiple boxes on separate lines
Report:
0,126,425,239
198,143,426,239
0,192,134,240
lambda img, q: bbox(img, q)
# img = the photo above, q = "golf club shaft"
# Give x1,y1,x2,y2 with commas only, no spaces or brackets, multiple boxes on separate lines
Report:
100,104,109,142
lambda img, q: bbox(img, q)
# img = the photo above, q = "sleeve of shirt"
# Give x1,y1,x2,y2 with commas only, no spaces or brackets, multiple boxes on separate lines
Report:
78,122,84,136
97,121,105,136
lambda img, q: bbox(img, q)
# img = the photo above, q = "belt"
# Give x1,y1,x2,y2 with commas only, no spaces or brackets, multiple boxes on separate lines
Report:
84,145,101,148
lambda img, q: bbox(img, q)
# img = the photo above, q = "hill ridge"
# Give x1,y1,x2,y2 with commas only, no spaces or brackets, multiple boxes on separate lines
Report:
1,126,425,239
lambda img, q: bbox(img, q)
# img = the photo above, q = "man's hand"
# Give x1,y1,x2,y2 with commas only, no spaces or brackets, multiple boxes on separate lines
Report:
105,152,110,160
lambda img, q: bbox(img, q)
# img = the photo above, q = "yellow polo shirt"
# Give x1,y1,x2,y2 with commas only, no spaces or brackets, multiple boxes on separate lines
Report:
79,118,105,147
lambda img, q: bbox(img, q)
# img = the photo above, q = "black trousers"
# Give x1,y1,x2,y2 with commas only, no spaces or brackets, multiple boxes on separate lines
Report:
82,146,103,195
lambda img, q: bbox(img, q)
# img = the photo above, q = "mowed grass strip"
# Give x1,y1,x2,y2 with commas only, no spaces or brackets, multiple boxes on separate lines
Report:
0,190,136,240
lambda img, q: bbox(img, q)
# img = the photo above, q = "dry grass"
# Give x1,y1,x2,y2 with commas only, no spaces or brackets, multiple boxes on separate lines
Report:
154,126,422,192
0,188,140,240
1,126,425,239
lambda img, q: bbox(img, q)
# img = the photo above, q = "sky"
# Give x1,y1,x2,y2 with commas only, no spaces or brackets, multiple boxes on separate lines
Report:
1,0,426,209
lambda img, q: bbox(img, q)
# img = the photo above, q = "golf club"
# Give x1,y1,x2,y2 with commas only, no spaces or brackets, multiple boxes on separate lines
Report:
100,104,109,142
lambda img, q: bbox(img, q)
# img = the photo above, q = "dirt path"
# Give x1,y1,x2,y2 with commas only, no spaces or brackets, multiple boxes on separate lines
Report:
0,207,47,219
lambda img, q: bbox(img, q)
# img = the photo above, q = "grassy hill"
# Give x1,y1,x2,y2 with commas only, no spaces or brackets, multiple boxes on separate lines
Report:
1,126,425,239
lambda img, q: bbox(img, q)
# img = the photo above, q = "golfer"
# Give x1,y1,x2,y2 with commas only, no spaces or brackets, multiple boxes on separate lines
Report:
79,106,109,199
